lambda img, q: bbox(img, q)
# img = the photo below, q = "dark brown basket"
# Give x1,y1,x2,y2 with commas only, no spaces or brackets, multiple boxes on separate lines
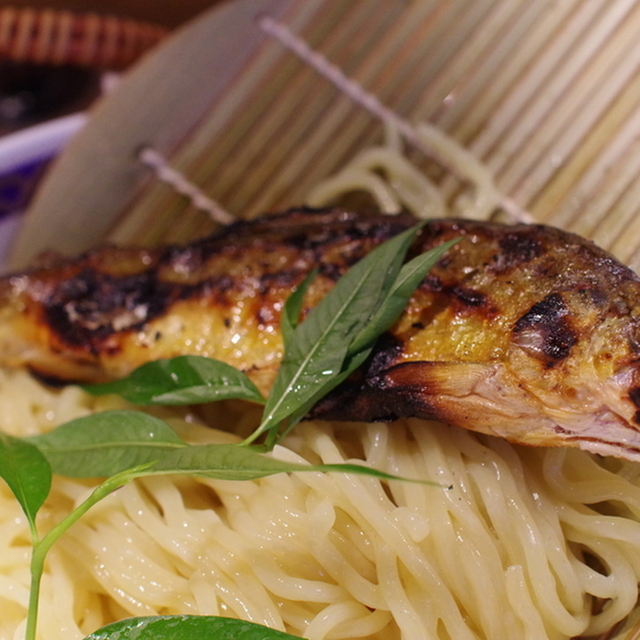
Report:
0,7,168,70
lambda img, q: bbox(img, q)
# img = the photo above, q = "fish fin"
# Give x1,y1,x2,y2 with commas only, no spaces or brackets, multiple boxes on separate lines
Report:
380,361,497,397
310,360,560,445
310,361,502,423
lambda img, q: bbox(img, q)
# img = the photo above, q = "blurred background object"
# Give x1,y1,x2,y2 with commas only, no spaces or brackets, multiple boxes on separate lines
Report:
0,1,219,131
0,0,218,264
4,0,221,29
0,5,169,134
15,0,640,272
12,0,640,278
0,61,99,134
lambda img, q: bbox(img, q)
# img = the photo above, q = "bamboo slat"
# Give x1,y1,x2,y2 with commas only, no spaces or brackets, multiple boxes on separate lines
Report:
15,0,640,272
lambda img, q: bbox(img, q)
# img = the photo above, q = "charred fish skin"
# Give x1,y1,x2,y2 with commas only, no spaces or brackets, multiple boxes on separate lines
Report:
2,207,640,460
0,208,414,387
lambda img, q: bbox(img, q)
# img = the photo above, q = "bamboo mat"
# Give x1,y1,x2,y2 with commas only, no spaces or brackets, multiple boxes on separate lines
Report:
15,0,640,273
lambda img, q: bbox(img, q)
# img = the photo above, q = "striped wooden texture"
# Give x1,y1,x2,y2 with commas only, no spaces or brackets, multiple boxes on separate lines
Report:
0,7,167,69
18,0,640,273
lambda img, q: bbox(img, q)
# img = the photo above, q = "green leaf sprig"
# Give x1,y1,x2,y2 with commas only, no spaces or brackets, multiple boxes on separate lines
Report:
0,434,51,639
86,356,265,406
86,616,305,640
251,226,455,444
0,223,456,640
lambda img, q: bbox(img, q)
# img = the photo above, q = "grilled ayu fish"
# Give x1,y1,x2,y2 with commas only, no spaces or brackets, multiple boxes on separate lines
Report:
2,207,640,460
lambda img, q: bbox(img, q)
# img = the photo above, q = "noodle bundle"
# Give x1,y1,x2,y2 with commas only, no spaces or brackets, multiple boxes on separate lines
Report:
1,367,640,639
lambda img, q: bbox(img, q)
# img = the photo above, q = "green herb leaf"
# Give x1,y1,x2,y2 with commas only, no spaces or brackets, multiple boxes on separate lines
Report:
84,615,304,640
30,411,187,477
278,239,458,438
83,356,265,406
277,347,372,440
142,441,418,483
349,238,458,353
281,268,317,346
254,223,426,440
0,433,51,534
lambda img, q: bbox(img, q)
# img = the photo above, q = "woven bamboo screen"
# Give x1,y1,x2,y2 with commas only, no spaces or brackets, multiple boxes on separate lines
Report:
13,0,640,273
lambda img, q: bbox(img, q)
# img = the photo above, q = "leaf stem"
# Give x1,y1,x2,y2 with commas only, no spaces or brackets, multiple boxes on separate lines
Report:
24,552,42,640
23,465,150,640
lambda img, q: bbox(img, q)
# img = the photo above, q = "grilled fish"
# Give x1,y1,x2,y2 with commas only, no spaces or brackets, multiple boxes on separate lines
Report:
2,207,640,460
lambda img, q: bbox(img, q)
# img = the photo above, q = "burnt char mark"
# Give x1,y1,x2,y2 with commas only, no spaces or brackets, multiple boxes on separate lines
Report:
309,335,461,424
420,276,486,307
43,268,179,348
309,375,425,424
499,232,543,263
308,334,426,423
309,369,443,424
42,264,316,351
366,334,405,376
629,388,640,408
512,293,578,364
489,231,544,273
318,262,344,282
422,273,443,292
258,269,306,292
197,207,414,253
452,286,486,308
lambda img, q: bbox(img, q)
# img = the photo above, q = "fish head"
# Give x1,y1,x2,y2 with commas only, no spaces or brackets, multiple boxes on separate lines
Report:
508,286,640,460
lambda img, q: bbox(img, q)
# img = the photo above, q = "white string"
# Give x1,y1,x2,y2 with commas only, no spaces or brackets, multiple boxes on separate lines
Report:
259,15,442,163
258,15,534,224
138,147,235,225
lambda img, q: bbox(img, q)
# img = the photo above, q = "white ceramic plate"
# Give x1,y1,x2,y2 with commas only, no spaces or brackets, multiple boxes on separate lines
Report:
0,113,86,176
0,113,85,270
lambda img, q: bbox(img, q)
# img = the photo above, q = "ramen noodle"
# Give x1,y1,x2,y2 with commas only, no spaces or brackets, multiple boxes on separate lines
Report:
2,365,640,640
